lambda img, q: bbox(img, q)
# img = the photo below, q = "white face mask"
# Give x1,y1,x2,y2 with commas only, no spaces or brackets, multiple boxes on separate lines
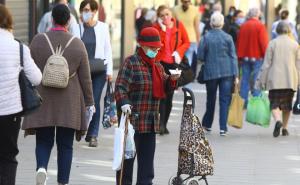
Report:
82,12,93,23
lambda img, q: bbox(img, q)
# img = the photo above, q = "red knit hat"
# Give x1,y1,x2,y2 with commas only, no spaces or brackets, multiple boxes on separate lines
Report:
138,27,162,48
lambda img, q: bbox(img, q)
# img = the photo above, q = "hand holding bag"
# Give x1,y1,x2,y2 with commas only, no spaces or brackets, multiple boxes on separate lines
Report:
227,83,244,129
293,88,300,114
112,113,135,171
17,41,42,116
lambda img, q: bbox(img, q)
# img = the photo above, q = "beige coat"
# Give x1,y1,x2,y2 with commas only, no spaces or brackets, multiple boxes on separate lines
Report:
256,35,300,91
22,31,94,132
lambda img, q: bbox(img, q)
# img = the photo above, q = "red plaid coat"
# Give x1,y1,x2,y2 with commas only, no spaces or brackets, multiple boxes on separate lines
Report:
115,54,176,133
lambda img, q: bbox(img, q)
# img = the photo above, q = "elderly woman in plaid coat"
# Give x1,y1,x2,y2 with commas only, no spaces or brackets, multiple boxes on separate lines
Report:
115,27,180,185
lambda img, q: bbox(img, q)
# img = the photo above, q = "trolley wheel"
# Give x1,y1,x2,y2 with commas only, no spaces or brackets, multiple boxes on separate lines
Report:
185,177,199,185
168,175,183,185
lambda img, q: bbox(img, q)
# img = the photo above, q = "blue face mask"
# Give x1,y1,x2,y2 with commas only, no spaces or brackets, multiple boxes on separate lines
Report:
235,17,245,26
146,49,158,58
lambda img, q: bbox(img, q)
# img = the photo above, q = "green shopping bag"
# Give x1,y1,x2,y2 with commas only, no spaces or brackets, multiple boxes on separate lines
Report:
246,92,271,128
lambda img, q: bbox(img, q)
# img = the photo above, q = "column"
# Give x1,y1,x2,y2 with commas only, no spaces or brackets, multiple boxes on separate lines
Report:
121,0,135,63
266,0,275,36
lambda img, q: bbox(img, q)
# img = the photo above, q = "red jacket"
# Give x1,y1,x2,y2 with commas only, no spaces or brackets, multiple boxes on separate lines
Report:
237,18,269,59
153,19,190,63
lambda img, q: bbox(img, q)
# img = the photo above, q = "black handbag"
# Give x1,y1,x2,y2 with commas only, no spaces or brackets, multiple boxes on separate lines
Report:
174,20,195,87
17,41,42,116
293,89,300,114
197,64,205,84
89,58,107,75
175,57,195,87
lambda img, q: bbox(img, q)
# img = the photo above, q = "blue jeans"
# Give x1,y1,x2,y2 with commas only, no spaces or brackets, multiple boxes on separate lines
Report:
240,60,263,106
87,72,107,138
202,76,234,131
185,42,198,66
35,127,75,184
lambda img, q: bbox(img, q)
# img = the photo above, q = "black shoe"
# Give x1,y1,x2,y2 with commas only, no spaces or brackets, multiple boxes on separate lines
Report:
85,136,91,142
282,128,289,136
89,137,98,147
159,127,165,135
273,121,282,137
164,128,169,134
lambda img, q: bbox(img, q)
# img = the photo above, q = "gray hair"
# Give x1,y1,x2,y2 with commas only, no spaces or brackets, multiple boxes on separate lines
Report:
276,21,291,35
247,8,260,18
210,12,224,29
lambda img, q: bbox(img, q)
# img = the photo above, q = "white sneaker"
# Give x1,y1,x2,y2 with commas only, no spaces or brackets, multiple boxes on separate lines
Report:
36,168,47,185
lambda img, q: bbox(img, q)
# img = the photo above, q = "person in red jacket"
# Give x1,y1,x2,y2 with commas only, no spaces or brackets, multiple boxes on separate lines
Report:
153,5,190,135
236,7,269,107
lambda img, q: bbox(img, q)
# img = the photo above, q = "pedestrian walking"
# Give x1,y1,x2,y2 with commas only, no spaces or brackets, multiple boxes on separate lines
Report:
114,27,180,185
271,9,298,42
256,21,300,137
37,0,79,36
22,4,94,185
153,5,190,135
237,8,269,107
77,0,113,147
0,5,42,185
173,0,200,66
197,12,238,136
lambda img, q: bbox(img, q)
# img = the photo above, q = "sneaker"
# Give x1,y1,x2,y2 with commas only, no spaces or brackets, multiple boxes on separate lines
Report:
282,128,289,136
273,121,282,137
89,137,98,147
36,168,47,185
220,130,227,136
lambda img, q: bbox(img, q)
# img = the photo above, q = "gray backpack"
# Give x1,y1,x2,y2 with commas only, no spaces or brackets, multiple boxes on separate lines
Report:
41,33,76,88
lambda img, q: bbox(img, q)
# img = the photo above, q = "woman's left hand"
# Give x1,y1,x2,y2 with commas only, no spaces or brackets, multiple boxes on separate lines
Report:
107,75,113,82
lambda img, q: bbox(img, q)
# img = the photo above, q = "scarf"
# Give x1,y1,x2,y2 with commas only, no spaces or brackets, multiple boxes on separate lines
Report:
138,48,165,99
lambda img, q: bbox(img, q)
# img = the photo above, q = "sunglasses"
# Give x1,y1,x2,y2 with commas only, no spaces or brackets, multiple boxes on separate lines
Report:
182,0,191,3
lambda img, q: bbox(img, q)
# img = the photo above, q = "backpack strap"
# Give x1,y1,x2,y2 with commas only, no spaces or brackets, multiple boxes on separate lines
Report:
43,33,55,55
61,36,75,55
43,33,75,55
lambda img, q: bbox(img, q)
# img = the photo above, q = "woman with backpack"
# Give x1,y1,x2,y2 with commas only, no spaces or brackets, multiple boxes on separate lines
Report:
0,5,42,185
77,0,113,147
22,4,94,185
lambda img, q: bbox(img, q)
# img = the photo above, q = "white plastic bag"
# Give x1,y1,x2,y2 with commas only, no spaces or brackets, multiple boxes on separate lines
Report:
112,113,136,171
125,121,135,159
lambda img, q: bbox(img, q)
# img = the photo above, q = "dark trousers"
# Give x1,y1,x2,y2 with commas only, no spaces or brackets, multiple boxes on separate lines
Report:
159,91,174,130
159,62,176,130
35,127,75,184
0,114,21,185
116,133,156,185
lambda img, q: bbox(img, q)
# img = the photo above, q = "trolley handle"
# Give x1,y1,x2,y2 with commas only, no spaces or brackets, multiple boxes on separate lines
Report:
182,87,195,112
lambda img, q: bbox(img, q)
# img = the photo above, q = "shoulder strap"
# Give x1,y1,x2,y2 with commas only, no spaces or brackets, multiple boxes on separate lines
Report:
174,20,179,51
61,36,75,55
43,33,55,55
43,33,75,55
15,39,24,67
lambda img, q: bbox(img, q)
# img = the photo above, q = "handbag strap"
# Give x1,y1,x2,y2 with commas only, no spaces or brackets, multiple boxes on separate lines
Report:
174,20,179,51
15,39,24,67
